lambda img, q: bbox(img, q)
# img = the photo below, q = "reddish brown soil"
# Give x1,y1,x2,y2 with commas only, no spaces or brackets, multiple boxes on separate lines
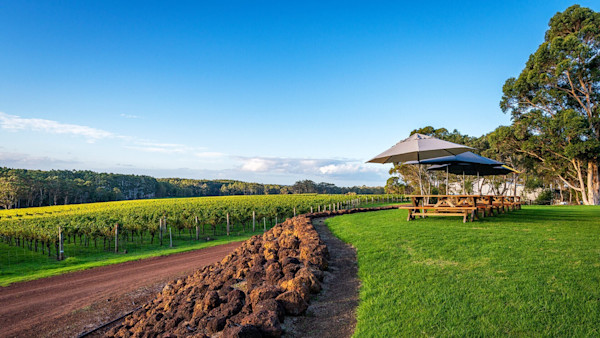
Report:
0,242,242,338
282,217,359,337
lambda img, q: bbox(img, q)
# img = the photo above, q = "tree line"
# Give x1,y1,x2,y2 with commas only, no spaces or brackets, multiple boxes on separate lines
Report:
0,168,383,209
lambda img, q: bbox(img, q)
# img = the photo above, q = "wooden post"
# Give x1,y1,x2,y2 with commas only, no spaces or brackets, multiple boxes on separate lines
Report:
195,216,199,241
159,218,163,246
318,205,321,212
263,217,266,232
169,227,173,248
252,211,256,232
58,226,64,261
115,223,119,253
226,213,230,236
275,216,277,225
310,206,313,213
293,207,296,217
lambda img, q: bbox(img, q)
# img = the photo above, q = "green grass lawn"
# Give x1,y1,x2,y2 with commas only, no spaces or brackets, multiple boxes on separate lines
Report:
0,230,261,286
326,206,600,337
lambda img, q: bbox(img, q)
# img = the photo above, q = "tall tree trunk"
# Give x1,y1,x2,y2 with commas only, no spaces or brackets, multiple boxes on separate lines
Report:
587,161,600,205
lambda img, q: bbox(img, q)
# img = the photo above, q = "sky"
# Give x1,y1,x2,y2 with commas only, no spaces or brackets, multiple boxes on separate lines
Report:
1,1,598,187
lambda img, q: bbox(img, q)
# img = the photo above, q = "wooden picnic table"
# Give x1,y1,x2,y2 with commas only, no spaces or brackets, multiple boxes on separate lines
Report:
400,194,521,222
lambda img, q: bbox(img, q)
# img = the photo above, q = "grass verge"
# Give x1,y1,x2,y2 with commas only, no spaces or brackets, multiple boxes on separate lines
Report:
325,205,600,337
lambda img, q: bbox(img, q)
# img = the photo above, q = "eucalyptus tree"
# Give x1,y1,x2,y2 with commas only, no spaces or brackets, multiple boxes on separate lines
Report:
501,5,600,204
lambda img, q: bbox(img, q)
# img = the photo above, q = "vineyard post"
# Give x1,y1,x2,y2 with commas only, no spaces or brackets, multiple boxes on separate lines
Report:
115,223,119,253
275,216,277,225
226,213,230,236
318,205,321,212
263,217,266,232
252,211,256,232
169,227,173,248
310,206,313,213
293,207,296,217
159,218,163,246
195,216,199,241
58,226,64,261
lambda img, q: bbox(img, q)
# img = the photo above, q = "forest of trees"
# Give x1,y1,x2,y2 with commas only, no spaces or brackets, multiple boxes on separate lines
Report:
0,167,383,209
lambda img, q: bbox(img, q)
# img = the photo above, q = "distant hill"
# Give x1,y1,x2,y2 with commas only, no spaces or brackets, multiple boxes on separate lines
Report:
0,167,383,209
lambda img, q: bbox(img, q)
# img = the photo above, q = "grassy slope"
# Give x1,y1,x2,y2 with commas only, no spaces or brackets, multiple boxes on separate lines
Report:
326,206,600,337
0,232,258,286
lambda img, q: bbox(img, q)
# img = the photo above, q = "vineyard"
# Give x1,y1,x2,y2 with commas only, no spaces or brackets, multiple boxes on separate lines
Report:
0,194,404,262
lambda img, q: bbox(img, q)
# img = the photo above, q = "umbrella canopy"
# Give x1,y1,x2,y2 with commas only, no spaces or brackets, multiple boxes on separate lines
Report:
427,163,517,176
405,151,502,166
367,133,474,164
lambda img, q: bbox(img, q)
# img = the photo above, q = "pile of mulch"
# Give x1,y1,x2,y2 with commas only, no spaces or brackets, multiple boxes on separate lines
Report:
107,206,397,337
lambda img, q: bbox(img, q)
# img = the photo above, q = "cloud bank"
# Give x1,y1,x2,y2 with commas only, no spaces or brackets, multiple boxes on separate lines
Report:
0,112,114,142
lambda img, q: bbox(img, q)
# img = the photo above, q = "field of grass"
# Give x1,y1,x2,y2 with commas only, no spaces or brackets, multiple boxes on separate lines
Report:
0,231,260,286
326,206,600,336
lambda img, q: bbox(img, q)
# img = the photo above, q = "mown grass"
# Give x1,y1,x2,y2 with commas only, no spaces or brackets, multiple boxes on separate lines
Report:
0,231,260,286
326,206,600,337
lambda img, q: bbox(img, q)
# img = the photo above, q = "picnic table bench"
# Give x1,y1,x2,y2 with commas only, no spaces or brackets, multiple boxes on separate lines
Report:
399,194,521,222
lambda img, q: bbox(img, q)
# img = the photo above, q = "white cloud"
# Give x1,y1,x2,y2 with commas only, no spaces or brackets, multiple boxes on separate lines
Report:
318,162,387,175
120,113,141,119
0,112,113,142
238,156,386,177
241,158,274,172
319,163,361,174
125,141,195,154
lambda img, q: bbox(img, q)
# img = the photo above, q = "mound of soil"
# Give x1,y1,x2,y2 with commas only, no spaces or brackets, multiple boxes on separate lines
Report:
107,206,396,337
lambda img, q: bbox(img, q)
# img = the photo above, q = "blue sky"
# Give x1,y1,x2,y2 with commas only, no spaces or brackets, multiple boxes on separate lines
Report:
1,1,598,186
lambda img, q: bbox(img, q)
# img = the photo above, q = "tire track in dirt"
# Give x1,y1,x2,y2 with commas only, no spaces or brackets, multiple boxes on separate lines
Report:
0,242,242,338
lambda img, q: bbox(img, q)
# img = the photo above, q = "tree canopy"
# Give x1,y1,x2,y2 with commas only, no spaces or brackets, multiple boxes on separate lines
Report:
500,5,600,205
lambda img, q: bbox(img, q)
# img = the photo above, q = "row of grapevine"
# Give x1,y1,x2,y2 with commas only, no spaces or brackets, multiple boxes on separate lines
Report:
0,194,406,259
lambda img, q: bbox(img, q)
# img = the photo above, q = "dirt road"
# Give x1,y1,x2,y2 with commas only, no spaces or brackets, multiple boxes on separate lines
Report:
0,242,242,338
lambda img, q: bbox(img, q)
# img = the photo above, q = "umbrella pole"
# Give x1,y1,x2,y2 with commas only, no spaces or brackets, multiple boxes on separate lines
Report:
446,166,449,195
418,164,424,194
462,172,465,194
477,171,480,195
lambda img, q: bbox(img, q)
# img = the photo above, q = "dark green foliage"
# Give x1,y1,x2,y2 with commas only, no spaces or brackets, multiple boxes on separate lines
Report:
500,5,600,205
534,189,554,205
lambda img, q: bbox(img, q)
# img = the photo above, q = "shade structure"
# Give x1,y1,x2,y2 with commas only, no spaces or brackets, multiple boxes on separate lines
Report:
428,163,518,194
404,151,502,166
367,133,474,164
427,163,517,176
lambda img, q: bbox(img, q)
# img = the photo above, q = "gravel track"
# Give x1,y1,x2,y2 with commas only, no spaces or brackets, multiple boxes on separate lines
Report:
0,242,242,338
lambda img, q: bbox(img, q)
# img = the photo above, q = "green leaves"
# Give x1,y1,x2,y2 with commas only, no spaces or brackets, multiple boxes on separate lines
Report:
500,5,600,204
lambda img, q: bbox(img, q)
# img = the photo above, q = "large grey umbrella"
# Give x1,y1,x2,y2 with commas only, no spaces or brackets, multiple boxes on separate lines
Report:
367,133,474,164
367,133,474,193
